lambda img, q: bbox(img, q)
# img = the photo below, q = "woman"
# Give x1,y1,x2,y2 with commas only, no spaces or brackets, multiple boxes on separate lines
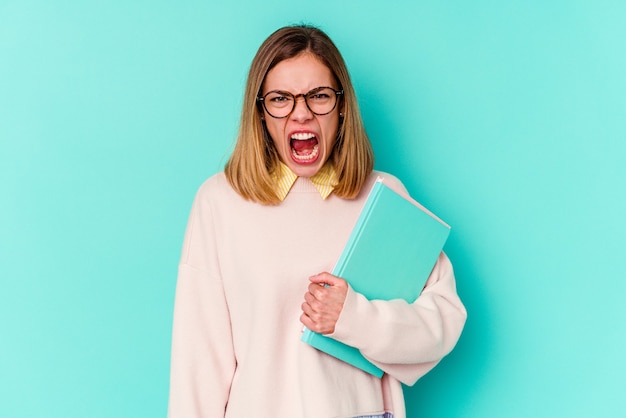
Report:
168,25,466,418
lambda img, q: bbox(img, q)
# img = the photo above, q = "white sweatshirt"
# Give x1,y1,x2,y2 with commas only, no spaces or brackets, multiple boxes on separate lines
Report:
168,171,466,418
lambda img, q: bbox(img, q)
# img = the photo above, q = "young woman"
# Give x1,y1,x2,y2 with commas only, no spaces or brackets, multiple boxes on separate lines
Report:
168,25,466,418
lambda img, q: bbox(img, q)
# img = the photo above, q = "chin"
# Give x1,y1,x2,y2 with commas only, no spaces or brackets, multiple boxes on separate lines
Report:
287,159,324,178
291,165,322,178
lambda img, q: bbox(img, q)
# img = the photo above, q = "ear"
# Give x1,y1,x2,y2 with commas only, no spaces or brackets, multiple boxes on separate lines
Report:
256,98,266,121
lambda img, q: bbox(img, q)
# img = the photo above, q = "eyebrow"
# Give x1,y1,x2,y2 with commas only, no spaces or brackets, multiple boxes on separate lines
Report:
262,86,337,96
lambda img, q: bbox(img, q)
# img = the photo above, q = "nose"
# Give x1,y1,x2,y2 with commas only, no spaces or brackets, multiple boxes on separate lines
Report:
290,95,313,122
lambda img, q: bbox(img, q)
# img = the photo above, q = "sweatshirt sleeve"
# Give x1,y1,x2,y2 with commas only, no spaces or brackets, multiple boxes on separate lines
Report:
168,185,236,417
328,251,467,386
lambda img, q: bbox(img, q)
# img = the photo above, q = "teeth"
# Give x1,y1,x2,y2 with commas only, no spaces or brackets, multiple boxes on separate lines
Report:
292,144,319,161
290,132,316,140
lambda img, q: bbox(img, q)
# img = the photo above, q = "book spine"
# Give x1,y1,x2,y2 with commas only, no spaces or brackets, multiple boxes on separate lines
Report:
332,180,383,276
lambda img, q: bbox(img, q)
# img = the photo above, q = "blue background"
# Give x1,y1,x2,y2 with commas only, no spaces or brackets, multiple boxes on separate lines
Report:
1,1,625,417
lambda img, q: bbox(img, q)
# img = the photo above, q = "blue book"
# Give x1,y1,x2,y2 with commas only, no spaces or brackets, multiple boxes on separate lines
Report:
301,177,451,377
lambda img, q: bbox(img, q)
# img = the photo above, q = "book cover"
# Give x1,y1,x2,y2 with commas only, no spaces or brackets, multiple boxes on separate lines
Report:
301,177,451,377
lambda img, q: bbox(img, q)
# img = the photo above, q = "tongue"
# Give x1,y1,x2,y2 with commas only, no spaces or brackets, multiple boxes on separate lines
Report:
291,138,317,153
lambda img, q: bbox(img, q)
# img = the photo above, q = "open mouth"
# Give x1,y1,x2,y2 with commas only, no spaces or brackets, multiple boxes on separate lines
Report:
290,132,319,164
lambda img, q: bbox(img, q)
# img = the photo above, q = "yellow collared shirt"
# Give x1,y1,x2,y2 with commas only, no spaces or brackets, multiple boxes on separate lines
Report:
272,162,338,201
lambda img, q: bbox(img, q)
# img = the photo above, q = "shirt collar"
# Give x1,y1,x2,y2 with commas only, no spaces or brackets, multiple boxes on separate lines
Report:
272,162,338,201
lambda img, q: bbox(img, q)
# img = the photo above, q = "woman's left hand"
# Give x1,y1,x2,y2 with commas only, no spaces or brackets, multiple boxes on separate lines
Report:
300,272,348,335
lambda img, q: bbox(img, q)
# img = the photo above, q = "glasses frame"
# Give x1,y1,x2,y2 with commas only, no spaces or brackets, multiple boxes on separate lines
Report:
257,86,344,119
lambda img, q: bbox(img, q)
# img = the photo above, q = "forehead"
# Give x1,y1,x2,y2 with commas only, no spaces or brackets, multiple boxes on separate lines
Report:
263,52,335,93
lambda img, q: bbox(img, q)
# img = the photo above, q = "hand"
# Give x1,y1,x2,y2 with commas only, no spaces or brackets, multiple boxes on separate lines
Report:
300,272,348,335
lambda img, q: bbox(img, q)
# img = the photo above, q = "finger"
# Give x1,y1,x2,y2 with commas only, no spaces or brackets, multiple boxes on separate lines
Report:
301,315,328,334
301,304,327,333
301,301,315,318
303,291,316,305
304,293,327,316
300,312,316,330
307,283,327,300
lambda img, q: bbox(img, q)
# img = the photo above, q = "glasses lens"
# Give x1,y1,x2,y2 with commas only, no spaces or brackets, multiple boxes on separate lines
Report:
305,88,337,116
263,91,294,118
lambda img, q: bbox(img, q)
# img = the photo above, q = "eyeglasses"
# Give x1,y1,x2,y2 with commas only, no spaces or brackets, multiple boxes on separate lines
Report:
257,86,343,119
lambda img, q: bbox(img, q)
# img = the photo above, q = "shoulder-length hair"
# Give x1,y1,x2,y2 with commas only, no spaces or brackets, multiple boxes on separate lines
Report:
225,25,374,205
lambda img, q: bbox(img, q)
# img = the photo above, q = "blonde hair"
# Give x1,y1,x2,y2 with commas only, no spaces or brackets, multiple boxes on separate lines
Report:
225,25,374,205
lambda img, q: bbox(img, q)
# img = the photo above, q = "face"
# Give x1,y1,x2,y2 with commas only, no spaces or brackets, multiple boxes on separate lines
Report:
261,52,340,178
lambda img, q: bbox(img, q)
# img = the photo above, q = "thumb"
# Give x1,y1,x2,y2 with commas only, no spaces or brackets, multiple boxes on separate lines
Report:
309,272,341,287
